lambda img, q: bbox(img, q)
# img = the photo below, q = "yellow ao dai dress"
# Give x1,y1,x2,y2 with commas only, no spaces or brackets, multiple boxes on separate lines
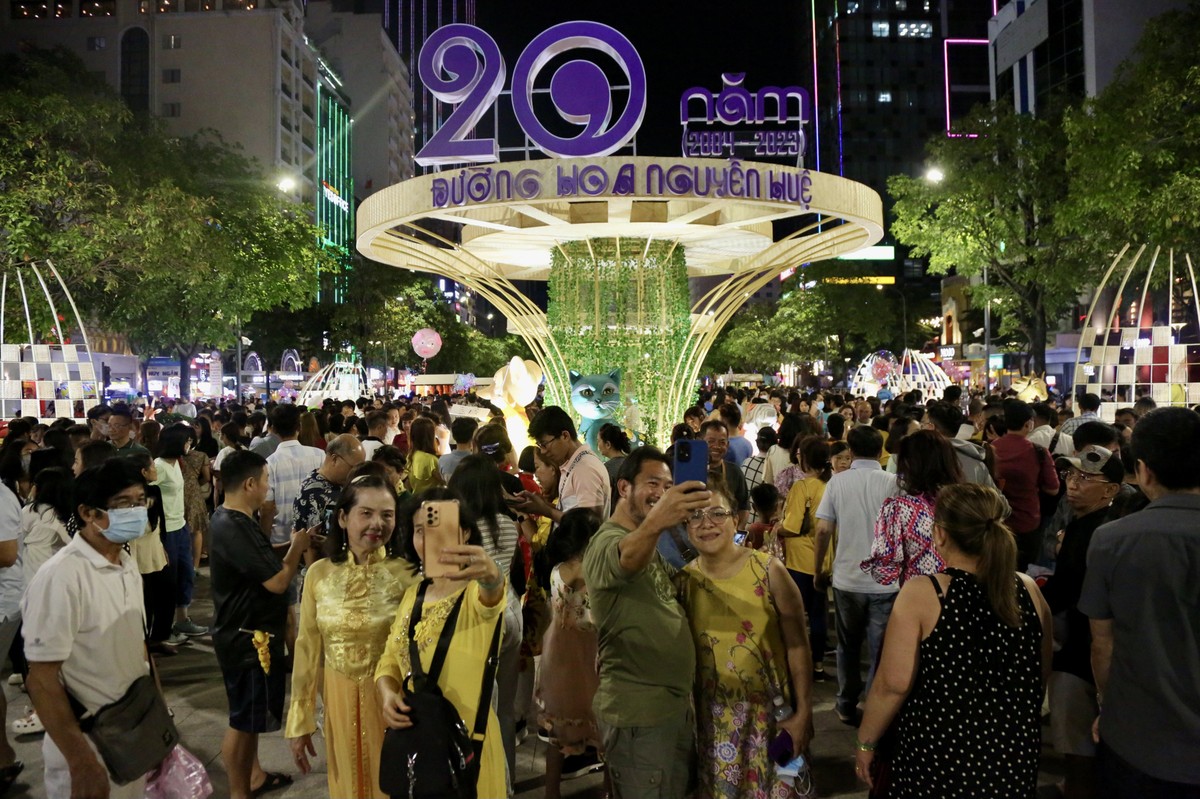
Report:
285,551,418,799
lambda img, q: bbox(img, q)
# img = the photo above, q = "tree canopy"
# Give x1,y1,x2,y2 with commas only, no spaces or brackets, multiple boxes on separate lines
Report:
888,103,1085,374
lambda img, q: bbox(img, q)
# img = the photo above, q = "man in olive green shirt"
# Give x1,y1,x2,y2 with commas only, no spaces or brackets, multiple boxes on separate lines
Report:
583,447,710,799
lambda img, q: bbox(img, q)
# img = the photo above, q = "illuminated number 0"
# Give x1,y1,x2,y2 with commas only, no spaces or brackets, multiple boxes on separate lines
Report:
415,21,647,166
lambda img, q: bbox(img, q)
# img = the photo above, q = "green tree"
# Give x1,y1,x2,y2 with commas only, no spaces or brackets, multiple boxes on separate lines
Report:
96,130,334,398
889,103,1084,374
703,264,901,382
0,49,128,337
1063,3,1200,252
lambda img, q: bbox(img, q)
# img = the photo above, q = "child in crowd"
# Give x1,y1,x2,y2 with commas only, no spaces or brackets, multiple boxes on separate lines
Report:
745,482,781,551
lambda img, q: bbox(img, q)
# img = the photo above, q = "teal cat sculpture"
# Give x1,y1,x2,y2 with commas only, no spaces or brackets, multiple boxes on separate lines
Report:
569,369,621,453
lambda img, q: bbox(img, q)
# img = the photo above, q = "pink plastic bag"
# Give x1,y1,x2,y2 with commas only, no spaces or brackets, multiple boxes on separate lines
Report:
144,745,213,799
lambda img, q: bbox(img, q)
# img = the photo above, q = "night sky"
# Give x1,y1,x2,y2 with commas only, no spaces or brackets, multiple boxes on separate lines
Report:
474,0,810,159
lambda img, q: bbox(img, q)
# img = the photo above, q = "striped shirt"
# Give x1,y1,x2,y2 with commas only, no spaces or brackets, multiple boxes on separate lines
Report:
265,440,325,546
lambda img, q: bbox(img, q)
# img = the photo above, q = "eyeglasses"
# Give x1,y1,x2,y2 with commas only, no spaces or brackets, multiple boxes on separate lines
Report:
107,498,149,510
535,437,557,453
1059,470,1111,486
687,508,733,526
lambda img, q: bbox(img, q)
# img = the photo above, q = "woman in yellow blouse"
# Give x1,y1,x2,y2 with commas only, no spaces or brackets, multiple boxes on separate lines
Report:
375,489,508,799
285,474,418,799
405,417,444,494
776,435,835,681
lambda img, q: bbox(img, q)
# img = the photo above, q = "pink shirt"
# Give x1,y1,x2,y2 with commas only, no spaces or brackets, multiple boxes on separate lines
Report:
861,493,944,586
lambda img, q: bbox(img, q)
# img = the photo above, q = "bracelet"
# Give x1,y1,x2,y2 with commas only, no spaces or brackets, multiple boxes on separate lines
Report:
855,738,877,752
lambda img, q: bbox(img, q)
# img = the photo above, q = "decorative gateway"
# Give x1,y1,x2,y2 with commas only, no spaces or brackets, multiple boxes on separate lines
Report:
850,350,953,399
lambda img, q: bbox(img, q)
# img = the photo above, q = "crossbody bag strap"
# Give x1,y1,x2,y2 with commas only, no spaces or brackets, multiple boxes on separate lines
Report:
469,611,504,753
407,580,466,691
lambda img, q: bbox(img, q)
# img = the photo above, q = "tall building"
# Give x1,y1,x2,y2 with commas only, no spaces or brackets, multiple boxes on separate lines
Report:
306,0,415,194
0,0,353,229
386,0,474,164
990,0,1187,113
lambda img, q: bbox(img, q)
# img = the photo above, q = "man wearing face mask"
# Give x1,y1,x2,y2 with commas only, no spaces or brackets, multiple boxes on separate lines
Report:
86,404,113,442
22,459,159,798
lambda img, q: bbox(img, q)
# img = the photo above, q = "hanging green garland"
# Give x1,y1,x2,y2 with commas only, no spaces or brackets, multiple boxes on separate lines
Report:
547,238,694,447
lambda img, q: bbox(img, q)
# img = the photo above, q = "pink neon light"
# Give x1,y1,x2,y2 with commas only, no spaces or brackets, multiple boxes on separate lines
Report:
944,38,989,134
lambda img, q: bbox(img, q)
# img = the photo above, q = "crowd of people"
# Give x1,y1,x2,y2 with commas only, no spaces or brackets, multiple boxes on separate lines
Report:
0,382,1194,799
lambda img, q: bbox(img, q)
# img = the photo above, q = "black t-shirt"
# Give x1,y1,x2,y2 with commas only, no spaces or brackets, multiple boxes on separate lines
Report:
209,507,287,671
1042,506,1109,682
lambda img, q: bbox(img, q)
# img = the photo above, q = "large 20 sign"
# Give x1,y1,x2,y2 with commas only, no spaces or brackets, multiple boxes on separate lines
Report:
415,21,647,166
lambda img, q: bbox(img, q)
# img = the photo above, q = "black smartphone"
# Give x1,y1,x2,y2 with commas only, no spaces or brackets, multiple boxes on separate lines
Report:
672,439,708,486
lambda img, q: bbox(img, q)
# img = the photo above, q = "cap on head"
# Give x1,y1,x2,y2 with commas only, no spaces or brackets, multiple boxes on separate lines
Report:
1055,445,1124,484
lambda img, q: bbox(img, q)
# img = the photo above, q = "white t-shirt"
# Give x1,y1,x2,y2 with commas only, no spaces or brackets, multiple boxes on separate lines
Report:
814,459,900,594
0,483,23,622
22,534,149,714
153,458,186,531
559,445,611,517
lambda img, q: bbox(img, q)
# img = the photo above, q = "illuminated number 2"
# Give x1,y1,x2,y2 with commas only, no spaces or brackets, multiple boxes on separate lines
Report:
415,22,647,166
416,25,505,167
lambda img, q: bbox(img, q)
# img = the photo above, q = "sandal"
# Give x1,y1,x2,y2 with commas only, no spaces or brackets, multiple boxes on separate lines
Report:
252,771,293,797
10,711,42,735
0,761,23,793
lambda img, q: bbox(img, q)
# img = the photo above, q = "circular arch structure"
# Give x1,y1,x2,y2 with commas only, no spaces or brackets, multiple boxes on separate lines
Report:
359,156,883,444
849,349,952,399
296,360,374,408
0,261,100,422
1074,245,1200,416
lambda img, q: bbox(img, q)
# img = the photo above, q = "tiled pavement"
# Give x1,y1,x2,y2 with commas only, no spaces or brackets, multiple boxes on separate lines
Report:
0,567,1066,798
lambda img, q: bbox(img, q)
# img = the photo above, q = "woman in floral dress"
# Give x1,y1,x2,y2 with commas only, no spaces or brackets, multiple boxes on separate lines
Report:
681,489,815,799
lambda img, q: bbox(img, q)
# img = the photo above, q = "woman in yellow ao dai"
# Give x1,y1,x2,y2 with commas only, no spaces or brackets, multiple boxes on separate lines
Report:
286,475,418,799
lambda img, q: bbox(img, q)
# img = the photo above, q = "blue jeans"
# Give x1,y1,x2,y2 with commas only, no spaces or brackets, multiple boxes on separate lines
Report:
163,525,194,609
832,588,896,717
789,569,827,667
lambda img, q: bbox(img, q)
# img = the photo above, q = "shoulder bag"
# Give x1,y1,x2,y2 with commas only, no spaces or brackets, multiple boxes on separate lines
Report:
69,670,179,785
379,580,503,799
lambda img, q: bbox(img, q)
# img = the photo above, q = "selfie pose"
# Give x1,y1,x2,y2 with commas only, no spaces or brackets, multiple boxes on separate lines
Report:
286,474,417,799
374,489,508,798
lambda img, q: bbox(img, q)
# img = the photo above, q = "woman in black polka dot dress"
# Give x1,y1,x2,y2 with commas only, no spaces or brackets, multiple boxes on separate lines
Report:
853,484,1053,798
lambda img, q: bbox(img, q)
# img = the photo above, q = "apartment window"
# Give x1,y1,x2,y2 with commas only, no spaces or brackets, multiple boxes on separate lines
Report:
872,21,890,37
162,33,181,49
894,0,907,8
87,36,107,50
79,0,115,15
161,102,181,117
898,20,933,38
162,68,181,83
878,91,893,103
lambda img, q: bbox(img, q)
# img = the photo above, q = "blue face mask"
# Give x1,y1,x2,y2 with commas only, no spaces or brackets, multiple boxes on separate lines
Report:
816,401,825,411
101,507,148,544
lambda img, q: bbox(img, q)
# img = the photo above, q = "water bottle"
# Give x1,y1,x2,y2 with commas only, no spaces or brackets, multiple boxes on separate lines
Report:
771,694,792,723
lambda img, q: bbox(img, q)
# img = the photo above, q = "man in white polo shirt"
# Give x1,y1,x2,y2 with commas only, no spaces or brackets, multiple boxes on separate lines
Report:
514,406,610,521
813,425,899,726
23,459,155,798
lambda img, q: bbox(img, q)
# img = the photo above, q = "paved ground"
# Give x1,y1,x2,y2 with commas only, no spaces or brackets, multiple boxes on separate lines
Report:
0,566,1067,798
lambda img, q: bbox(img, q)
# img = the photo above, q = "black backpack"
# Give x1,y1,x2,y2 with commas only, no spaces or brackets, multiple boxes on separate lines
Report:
379,580,502,799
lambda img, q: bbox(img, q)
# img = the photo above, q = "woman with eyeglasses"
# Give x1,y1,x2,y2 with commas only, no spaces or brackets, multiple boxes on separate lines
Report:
680,488,815,799
285,474,417,798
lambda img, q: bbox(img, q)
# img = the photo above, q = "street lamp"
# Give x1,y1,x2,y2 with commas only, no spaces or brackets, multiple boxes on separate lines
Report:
277,176,296,193
924,166,944,183
877,284,908,354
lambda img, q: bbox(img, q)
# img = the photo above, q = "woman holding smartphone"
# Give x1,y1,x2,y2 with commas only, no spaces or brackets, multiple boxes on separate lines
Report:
681,489,816,799
285,475,416,798
374,489,508,798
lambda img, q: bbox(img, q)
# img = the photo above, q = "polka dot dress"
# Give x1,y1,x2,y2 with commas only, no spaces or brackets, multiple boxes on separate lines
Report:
891,568,1043,798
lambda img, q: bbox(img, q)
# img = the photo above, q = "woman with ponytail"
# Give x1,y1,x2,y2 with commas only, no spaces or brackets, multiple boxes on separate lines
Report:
853,483,1053,798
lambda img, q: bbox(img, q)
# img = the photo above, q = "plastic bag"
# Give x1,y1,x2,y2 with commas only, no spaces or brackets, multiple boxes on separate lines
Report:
144,745,213,799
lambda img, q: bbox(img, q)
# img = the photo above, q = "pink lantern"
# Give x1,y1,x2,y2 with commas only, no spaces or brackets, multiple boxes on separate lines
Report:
411,328,442,359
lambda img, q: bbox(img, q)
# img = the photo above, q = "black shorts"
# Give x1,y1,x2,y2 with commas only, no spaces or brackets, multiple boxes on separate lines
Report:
222,665,285,734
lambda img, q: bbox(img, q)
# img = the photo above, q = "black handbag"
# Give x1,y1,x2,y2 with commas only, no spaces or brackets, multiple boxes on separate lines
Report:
379,580,503,799
70,672,179,785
